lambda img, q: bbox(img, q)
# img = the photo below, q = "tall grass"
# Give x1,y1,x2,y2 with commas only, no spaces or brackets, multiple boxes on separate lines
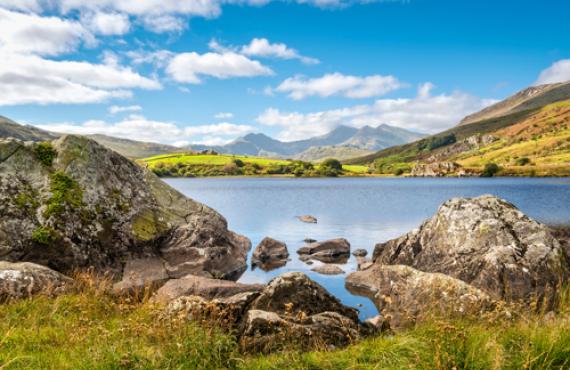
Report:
0,274,569,369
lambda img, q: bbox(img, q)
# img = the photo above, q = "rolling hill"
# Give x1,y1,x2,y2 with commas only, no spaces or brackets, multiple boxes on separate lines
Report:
346,81,570,177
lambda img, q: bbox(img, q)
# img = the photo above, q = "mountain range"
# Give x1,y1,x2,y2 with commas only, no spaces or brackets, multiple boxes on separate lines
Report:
0,117,425,161
347,80,570,177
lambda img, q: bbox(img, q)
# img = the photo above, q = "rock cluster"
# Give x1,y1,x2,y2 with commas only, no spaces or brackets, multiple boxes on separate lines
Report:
167,272,370,353
410,161,460,177
297,238,350,263
0,136,251,300
347,195,569,327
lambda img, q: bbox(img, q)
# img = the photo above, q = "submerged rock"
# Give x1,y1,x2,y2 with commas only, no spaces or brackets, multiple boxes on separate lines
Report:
311,264,344,275
252,237,289,264
346,264,494,328
0,261,72,301
0,136,250,281
297,215,317,223
373,195,568,304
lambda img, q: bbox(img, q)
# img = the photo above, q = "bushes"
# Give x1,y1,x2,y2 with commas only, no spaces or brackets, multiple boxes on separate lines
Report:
34,142,57,167
418,134,457,151
481,163,500,177
515,157,531,166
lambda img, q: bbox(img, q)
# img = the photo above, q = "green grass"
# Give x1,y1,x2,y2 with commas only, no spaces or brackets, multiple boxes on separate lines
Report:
144,153,291,167
1,277,569,369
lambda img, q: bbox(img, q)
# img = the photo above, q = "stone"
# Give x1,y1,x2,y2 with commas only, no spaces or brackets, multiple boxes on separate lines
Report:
112,258,169,295
373,195,568,305
151,274,264,304
352,249,368,257
297,215,317,223
0,136,251,281
0,261,72,302
346,264,494,328
252,237,289,264
311,265,344,275
303,238,317,243
297,238,350,257
410,162,460,177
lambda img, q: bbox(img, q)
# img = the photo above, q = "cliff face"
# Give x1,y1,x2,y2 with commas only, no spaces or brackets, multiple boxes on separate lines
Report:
0,135,250,279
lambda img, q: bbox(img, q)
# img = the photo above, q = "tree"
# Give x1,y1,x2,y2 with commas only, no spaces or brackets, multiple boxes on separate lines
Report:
481,163,500,177
320,158,342,171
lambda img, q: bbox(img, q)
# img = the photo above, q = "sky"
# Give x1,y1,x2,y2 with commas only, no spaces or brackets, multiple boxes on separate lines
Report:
1,0,569,146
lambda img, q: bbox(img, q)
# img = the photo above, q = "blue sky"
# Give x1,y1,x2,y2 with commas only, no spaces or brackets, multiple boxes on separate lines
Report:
1,0,569,145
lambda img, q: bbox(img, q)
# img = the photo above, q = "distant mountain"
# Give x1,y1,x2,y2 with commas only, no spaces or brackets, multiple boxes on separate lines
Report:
206,124,425,161
346,81,570,177
0,117,178,159
0,116,58,142
459,81,570,126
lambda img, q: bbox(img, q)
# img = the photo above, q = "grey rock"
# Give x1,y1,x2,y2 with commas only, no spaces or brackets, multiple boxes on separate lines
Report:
346,264,494,328
252,237,289,264
297,238,350,257
373,195,568,304
0,261,72,301
0,136,250,281
311,265,344,275
352,248,368,257
113,258,169,296
297,215,317,223
303,238,317,243
151,274,264,304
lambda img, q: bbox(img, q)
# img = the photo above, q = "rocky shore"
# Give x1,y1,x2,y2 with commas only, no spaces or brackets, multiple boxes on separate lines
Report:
1,135,569,355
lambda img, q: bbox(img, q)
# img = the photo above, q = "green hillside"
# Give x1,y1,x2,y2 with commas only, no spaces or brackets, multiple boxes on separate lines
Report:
142,152,371,177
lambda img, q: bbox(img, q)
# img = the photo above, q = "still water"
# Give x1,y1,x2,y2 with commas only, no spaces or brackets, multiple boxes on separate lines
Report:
166,177,570,319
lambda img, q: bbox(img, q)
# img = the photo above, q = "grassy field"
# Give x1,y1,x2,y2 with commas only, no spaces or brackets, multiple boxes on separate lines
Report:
0,275,569,369
141,153,371,177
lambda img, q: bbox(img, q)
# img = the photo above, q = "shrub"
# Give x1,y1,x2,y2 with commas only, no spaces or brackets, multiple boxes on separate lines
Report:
481,163,500,177
44,171,84,219
34,142,57,167
320,158,342,171
232,159,245,168
31,226,58,245
515,157,531,166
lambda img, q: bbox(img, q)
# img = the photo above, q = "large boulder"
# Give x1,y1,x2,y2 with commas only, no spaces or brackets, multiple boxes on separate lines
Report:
0,136,250,280
346,264,493,328
373,195,568,304
0,261,72,301
112,258,169,295
151,274,264,304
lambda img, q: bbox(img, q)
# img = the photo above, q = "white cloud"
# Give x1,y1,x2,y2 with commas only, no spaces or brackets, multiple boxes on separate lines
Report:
0,51,161,105
257,83,497,140
126,49,175,68
84,11,131,35
276,72,405,100
210,37,319,64
0,0,42,12
0,8,94,56
214,112,234,119
34,116,254,145
166,51,273,84
109,105,142,114
535,59,570,85
141,14,186,33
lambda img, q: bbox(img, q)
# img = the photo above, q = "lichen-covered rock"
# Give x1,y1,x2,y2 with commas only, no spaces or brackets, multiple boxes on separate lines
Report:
252,237,289,265
373,195,568,304
240,310,360,353
249,272,358,321
0,261,72,301
0,136,250,280
151,275,264,304
346,264,494,328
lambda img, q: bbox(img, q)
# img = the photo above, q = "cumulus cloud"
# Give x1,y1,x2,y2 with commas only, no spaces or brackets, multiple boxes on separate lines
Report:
535,59,570,85
0,51,160,105
34,115,254,145
166,51,273,84
84,11,131,35
276,72,404,99
0,8,95,56
257,83,497,140
108,105,142,114
210,38,319,64
215,112,234,119
141,14,186,33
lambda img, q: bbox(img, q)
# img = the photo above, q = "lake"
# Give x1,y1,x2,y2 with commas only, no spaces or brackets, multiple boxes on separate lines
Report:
166,177,570,319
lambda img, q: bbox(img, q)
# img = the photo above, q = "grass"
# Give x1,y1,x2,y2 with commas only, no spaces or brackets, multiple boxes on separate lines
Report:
141,152,372,177
1,275,569,369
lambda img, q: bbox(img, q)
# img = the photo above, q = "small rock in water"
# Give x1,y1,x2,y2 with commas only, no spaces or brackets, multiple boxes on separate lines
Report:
297,215,317,223
311,265,344,275
305,260,314,265
304,238,317,243
352,249,368,257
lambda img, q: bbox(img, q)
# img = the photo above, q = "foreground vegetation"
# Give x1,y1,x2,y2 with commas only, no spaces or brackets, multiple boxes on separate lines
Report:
1,275,568,369
142,153,371,177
